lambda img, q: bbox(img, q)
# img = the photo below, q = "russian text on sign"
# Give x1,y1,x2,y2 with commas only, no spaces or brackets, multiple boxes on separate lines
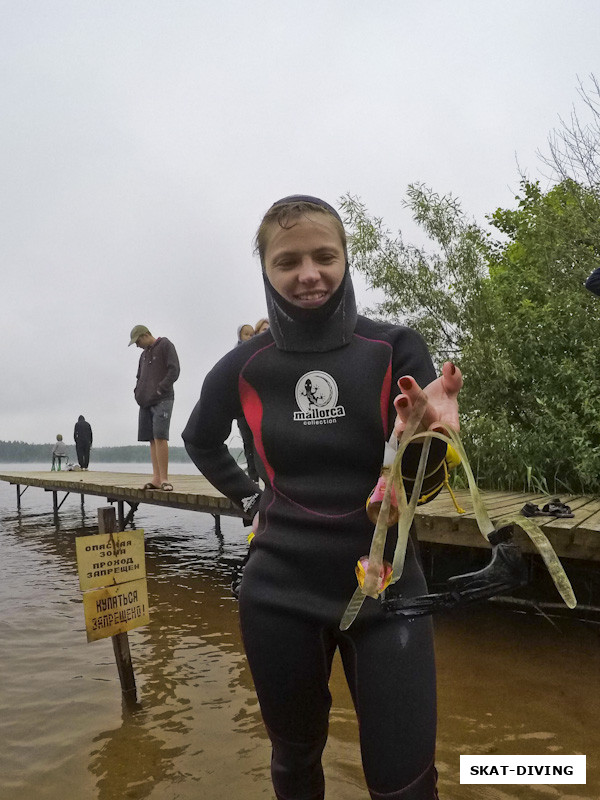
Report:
82,578,150,642
76,530,146,590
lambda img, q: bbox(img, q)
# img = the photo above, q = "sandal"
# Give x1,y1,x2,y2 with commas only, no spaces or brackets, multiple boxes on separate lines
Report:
541,499,574,518
143,482,160,490
520,502,545,517
160,482,174,491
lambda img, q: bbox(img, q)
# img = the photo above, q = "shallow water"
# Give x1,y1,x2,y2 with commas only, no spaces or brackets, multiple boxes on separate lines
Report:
0,464,598,799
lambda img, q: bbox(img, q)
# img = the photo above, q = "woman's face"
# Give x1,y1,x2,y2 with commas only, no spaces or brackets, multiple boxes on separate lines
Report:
263,214,346,309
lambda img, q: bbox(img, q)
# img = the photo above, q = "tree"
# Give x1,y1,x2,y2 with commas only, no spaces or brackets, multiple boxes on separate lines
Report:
342,179,600,493
458,179,600,493
540,74,600,192
340,184,490,366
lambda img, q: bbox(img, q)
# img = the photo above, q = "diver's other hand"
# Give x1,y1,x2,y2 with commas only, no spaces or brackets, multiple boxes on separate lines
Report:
393,361,462,437
252,512,259,532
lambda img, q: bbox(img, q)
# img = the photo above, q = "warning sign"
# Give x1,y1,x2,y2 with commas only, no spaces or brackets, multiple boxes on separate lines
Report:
76,530,146,591
76,528,150,642
82,578,150,642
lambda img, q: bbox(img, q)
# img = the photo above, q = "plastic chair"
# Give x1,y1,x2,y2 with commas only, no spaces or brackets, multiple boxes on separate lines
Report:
51,454,69,471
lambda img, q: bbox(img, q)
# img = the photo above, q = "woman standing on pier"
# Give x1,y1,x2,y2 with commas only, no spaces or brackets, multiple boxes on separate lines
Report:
183,195,461,800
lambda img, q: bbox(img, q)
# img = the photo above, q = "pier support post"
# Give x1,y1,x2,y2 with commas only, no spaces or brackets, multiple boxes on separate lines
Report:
48,489,71,521
15,484,29,512
98,507,138,706
110,499,138,529
117,501,125,531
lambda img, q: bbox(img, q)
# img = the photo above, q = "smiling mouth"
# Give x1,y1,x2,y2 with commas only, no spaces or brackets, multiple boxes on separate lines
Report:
294,291,329,305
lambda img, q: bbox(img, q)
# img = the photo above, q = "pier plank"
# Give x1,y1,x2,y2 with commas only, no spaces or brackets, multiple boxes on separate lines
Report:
414,487,600,562
2,470,600,561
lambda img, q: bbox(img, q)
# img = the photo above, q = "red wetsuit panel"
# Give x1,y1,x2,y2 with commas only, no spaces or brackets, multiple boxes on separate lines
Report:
239,374,275,486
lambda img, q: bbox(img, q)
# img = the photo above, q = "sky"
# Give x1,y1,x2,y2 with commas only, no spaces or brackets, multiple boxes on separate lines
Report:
2,0,600,448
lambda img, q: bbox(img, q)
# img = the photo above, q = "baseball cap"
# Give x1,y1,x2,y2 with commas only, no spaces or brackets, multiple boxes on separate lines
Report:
129,325,150,346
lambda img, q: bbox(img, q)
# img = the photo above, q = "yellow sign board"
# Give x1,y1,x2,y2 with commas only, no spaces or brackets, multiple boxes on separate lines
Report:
76,529,150,642
76,530,146,591
82,578,150,642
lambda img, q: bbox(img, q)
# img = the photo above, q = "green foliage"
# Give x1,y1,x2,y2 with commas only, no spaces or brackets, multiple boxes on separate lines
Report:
340,185,490,365
341,179,600,494
460,179,600,493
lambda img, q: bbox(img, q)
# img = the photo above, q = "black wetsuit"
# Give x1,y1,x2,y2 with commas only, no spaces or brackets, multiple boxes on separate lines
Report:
183,194,442,800
184,318,446,799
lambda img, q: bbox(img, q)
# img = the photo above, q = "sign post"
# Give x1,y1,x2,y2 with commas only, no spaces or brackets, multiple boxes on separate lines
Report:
76,507,150,704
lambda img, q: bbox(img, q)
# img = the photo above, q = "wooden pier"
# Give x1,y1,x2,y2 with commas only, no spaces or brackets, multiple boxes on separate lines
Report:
415,488,600,563
1,469,600,562
0,469,242,532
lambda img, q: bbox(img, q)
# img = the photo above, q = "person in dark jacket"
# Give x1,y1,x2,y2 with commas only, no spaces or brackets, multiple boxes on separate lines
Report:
585,266,600,295
183,196,462,799
73,415,93,469
129,324,180,491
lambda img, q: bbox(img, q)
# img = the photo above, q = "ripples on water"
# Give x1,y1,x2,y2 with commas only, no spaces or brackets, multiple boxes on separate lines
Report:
0,464,598,799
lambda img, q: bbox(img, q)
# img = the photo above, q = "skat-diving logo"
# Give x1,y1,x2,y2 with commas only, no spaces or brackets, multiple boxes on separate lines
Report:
293,371,346,425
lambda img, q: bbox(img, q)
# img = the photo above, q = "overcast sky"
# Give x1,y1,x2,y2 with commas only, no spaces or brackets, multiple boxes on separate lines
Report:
2,0,599,449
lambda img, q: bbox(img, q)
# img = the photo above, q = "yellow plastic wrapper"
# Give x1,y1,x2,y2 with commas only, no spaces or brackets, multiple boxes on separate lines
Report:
356,557,393,597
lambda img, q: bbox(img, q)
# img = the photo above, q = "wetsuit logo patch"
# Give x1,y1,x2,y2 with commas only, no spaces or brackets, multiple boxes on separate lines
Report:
241,493,260,513
293,371,346,425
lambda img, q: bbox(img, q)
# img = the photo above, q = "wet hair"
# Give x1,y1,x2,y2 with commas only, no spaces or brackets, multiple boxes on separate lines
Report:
254,200,346,266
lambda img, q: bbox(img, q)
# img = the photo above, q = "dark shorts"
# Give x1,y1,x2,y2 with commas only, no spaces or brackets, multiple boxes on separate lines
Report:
138,398,174,441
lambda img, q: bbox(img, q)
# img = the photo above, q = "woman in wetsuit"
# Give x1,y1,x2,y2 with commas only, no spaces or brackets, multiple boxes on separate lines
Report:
182,196,461,799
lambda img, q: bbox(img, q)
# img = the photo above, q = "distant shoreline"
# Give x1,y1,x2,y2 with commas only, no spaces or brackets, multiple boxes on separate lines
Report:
0,441,243,464
0,442,190,463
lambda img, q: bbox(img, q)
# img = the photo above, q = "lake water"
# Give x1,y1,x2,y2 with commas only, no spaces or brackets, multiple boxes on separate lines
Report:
0,463,598,800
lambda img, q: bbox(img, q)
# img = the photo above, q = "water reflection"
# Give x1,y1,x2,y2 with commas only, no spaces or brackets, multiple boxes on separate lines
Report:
84,510,269,798
435,607,600,800
1,467,599,799
90,706,187,800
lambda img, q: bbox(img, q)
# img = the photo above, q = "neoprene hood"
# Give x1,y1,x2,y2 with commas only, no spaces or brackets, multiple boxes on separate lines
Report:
260,195,357,353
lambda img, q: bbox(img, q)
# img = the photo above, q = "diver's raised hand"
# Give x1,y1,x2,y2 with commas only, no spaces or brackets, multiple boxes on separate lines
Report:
393,361,462,438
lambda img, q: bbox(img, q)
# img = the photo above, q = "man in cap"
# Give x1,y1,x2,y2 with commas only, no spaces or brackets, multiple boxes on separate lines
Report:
129,324,180,490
